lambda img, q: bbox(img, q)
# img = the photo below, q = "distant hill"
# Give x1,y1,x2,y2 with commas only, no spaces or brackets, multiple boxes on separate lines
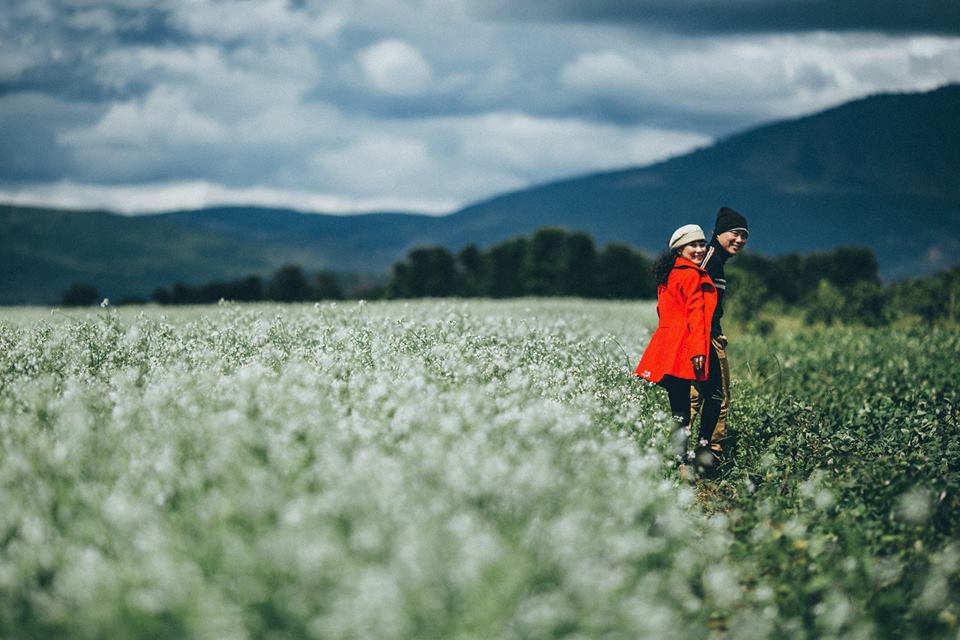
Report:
0,205,436,304
436,83,960,277
2,84,958,304
0,206,275,304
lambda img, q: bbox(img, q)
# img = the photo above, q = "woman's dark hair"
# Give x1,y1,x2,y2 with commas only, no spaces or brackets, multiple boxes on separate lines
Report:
652,249,678,286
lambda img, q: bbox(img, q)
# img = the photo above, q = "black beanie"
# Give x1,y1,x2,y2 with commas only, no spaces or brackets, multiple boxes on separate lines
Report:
714,206,749,236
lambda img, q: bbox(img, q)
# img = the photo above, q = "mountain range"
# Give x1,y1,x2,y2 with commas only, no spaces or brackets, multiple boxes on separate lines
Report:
2,84,959,305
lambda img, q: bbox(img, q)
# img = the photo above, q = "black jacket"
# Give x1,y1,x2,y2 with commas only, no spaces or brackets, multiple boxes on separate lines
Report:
700,237,732,337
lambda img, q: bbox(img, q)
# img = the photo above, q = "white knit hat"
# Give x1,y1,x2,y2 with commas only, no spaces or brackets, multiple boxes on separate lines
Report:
668,224,705,251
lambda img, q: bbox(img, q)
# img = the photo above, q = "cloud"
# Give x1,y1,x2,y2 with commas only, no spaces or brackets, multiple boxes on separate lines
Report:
358,39,435,96
0,180,458,215
476,0,960,35
448,111,709,182
0,49,35,82
2,0,960,216
0,92,103,181
560,34,960,121
95,41,321,116
561,51,646,94
65,7,121,33
307,111,710,203
167,0,344,43
10,99,709,213
0,2,185,102
62,85,227,146
56,86,231,183
311,134,433,194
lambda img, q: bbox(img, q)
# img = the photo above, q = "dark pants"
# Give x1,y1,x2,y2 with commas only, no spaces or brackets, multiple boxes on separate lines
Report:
690,336,730,456
659,340,726,459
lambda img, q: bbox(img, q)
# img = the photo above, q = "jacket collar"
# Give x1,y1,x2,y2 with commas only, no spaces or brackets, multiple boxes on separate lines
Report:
708,236,733,262
673,255,707,273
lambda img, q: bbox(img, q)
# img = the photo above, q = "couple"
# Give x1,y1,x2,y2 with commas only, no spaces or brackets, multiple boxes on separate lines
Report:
636,207,749,476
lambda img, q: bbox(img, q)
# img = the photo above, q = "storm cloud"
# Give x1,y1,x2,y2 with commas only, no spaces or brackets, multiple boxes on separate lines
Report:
478,0,960,35
1,0,959,213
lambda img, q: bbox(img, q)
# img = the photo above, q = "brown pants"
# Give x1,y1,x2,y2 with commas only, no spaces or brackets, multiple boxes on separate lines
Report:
690,335,730,455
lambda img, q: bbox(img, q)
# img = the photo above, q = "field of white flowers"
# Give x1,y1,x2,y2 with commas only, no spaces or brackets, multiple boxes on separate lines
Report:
0,300,956,639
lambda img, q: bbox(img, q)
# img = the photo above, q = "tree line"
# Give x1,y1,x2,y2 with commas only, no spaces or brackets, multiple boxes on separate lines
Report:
725,248,960,328
61,268,349,307
387,228,654,299
150,268,346,305
61,226,959,326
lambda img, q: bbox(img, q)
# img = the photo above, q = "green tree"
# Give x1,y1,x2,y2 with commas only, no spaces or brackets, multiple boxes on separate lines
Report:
596,244,654,299
313,271,344,300
173,281,199,304
389,247,461,298
562,232,598,297
521,228,568,295
233,275,265,302
838,281,889,327
889,266,960,324
487,238,528,298
799,247,880,301
725,266,772,324
200,275,264,302
804,280,844,325
61,282,100,307
457,244,487,297
388,262,411,298
267,265,311,302
790,272,890,328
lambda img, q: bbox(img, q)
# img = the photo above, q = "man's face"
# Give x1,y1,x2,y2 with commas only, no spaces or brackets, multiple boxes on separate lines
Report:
717,229,748,255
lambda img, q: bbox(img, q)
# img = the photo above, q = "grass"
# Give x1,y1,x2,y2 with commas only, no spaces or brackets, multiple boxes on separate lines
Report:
0,299,956,639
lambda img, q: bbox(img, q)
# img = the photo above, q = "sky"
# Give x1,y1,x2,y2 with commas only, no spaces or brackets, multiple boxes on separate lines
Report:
2,0,959,215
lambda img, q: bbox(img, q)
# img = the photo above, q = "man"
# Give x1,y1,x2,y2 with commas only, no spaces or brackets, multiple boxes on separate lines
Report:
690,206,749,471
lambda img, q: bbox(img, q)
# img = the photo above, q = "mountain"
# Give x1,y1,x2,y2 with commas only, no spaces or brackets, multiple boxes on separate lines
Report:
163,83,960,279
435,83,960,276
0,206,275,305
2,84,958,304
0,203,447,304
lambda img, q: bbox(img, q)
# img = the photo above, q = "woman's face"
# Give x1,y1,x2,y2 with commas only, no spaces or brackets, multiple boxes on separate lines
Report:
680,240,707,263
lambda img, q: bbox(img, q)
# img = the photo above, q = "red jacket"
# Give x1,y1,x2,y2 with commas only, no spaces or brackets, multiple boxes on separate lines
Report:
636,257,718,383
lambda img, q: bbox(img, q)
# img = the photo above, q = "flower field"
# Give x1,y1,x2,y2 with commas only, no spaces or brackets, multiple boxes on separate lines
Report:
0,300,957,639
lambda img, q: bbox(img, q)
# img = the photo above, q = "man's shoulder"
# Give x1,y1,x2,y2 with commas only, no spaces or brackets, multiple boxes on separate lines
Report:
700,244,724,273
700,243,729,291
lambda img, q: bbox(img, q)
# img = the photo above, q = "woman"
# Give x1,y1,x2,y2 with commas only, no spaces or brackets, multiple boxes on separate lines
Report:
636,224,718,470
